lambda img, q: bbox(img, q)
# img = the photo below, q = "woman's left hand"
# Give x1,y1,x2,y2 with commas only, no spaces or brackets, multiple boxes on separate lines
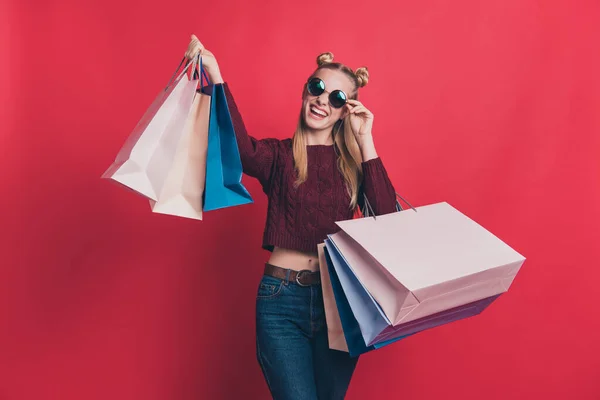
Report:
346,99,374,140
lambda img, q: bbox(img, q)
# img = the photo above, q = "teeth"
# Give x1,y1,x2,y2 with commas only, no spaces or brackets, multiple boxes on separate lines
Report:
311,106,327,117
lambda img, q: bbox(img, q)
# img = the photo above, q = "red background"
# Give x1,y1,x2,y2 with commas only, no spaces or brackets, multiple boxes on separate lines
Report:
2,0,599,399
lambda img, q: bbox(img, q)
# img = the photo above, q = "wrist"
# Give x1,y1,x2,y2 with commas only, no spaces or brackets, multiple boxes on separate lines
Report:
356,133,374,149
357,134,378,161
208,67,224,84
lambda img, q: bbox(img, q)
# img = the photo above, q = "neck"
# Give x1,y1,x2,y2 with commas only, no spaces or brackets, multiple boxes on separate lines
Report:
305,128,334,146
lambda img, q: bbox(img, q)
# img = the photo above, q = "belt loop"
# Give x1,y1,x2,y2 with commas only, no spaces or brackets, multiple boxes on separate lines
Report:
284,268,291,285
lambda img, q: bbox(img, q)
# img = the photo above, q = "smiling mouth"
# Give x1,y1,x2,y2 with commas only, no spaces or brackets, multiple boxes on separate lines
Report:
309,105,328,119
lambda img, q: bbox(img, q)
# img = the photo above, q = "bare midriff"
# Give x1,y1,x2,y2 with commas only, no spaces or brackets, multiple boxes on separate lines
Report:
268,247,320,272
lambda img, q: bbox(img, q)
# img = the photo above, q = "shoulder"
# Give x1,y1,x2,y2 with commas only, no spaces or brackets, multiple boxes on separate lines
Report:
271,138,294,167
255,137,291,149
279,138,294,157
266,138,292,152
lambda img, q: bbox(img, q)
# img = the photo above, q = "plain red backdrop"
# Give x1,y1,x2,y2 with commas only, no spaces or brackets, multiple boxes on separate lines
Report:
2,0,599,399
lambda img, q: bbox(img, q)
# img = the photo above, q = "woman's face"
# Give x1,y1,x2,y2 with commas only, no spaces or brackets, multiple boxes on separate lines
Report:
302,68,355,133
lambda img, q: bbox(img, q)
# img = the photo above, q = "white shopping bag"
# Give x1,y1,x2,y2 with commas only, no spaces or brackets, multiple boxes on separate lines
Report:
102,57,200,201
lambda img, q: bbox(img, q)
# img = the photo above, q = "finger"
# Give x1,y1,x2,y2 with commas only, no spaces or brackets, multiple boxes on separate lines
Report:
190,42,203,53
186,49,199,59
350,106,367,114
346,99,363,105
348,102,369,113
352,109,373,118
352,106,372,115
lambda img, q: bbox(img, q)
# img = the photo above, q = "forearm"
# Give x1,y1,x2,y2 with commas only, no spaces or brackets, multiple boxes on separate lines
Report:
358,134,396,214
361,156,397,215
220,82,278,187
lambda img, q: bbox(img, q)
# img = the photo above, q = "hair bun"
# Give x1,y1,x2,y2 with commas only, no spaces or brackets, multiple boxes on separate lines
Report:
317,52,334,67
354,67,369,88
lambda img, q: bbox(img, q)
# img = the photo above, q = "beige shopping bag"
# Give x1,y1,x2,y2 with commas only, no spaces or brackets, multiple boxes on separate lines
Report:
318,244,348,352
149,89,210,219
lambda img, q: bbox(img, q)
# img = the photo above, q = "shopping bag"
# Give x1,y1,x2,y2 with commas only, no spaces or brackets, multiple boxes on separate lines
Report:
318,244,348,352
326,235,498,346
203,83,253,211
328,201,525,344
323,243,408,357
102,57,199,201
149,63,211,219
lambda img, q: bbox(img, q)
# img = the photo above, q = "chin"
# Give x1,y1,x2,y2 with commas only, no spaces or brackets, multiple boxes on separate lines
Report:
305,119,324,131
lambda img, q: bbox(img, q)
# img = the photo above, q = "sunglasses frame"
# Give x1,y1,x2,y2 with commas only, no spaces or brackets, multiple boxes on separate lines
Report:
306,77,348,109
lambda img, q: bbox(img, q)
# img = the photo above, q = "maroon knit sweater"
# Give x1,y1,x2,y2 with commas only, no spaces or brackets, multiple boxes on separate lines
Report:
221,83,397,253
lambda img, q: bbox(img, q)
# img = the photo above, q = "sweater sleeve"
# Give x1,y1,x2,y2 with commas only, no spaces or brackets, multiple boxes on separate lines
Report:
209,82,280,190
358,157,397,215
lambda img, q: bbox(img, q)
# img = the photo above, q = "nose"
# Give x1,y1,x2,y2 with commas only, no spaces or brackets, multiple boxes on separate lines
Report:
316,92,329,106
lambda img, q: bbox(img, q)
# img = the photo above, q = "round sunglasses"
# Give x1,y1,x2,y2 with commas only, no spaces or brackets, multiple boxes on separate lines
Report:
306,77,348,109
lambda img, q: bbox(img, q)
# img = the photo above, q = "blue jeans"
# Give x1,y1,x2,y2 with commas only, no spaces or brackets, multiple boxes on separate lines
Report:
256,274,359,400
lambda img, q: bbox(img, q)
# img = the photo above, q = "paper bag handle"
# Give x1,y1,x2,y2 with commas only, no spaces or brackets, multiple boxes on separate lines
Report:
164,55,202,91
362,192,417,220
394,193,417,212
198,56,210,87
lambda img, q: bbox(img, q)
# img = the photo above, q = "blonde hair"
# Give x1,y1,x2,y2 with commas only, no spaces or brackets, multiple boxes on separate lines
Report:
293,52,370,209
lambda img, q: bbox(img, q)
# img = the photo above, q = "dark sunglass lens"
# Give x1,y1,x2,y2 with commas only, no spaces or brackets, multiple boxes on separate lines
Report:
330,90,347,108
307,78,325,96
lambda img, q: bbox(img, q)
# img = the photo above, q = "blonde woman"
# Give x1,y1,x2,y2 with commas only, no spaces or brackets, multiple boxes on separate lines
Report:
186,35,397,399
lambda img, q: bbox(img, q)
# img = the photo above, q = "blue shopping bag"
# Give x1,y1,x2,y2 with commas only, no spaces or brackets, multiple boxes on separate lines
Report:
324,242,409,357
203,80,253,211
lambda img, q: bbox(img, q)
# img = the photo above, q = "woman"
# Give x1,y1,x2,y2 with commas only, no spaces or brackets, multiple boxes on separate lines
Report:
186,35,397,399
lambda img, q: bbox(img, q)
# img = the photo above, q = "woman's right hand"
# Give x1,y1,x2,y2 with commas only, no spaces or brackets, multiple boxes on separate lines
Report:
185,34,223,84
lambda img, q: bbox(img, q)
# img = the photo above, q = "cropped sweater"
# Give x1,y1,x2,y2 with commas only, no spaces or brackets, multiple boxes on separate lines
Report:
219,83,397,253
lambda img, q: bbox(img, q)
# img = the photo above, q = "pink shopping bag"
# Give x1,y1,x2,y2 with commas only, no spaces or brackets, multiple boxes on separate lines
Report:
329,201,525,344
